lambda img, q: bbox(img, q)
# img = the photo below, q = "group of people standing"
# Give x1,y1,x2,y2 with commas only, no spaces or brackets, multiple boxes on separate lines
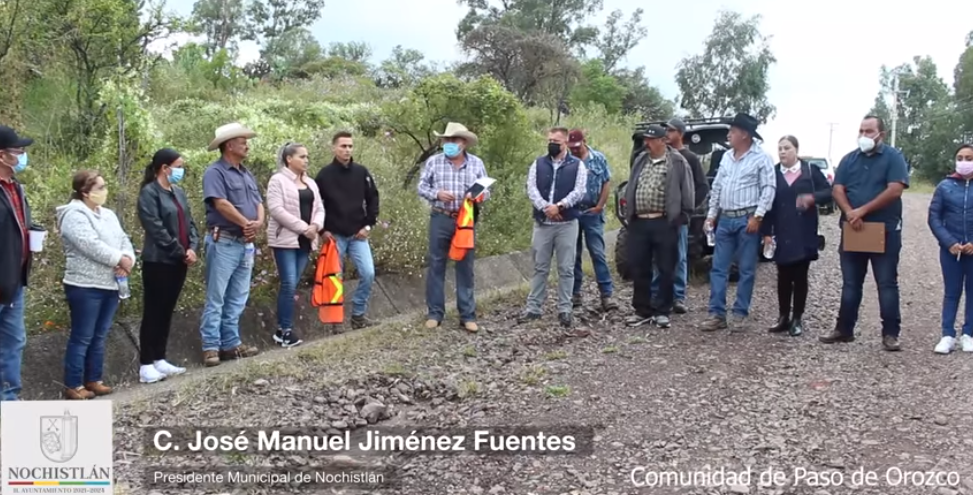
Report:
0,123,383,400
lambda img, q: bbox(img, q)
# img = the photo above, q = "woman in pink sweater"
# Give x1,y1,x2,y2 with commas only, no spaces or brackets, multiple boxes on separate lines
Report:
266,142,325,348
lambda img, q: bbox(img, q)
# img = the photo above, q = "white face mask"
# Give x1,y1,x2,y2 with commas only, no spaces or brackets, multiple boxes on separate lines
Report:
858,136,876,153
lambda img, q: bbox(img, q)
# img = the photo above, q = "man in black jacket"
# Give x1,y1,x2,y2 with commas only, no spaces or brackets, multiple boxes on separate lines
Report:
0,125,35,401
315,131,380,329
649,118,709,314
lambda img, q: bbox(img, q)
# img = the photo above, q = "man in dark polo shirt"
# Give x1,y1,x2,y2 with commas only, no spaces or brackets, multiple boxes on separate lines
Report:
199,123,264,366
820,115,909,351
0,125,34,401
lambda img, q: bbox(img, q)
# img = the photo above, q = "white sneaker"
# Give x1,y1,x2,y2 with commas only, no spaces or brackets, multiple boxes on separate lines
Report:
140,364,166,383
154,360,186,376
960,335,973,353
934,336,956,355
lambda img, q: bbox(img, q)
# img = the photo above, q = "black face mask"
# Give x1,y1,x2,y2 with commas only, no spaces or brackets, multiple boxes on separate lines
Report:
547,142,562,158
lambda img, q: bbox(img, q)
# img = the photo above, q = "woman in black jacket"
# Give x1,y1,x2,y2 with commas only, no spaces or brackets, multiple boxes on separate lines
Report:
761,136,832,336
136,149,199,384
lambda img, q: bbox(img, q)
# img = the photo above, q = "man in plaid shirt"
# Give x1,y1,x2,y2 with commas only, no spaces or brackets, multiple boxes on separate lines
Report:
417,123,490,333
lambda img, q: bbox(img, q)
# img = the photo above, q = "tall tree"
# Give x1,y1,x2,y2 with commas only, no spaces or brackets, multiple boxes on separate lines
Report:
374,45,435,89
871,56,957,179
569,59,624,114
458,24,578,104
248,0,325,59
189,0,254,56
675,9,776,123
594,8,645,72
954,31,973,141
614,67,674,120
326,41,371,63
456,0,602,54
0,0,23,67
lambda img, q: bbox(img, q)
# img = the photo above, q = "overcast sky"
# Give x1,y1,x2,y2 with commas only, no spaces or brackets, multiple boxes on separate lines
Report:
163,0,973,164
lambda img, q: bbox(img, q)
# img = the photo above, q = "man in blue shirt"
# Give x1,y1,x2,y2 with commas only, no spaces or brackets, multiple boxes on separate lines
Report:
821,115,909,351
567,129,616,312
199,123,264,366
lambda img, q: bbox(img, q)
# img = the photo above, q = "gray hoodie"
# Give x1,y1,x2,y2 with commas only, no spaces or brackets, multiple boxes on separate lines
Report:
56,199,135,291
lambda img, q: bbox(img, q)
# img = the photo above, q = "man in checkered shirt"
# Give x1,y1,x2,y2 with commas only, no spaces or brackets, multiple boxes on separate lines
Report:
622,124,695,329
417,123,490,333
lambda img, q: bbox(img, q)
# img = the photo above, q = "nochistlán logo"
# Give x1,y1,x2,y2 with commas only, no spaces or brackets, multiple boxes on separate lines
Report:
2,400,113,495
40,410,79,463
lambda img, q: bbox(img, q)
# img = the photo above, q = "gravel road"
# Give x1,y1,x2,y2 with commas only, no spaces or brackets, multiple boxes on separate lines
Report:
115,193,973,495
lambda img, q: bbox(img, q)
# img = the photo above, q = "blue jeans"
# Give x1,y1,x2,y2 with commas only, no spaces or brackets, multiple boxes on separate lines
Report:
199,235,250,352
652,224,688,302
334,235,376,317
572,213,613,296
0,287,26,401
836,228,901,337
63,285,119,389
273,247,310,330
426,212,476,322
708,215,760,317
939,247,973,338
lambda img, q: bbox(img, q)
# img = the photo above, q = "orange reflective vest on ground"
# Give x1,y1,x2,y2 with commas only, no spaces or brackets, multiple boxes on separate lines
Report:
448,198,475,261
312,239,344,324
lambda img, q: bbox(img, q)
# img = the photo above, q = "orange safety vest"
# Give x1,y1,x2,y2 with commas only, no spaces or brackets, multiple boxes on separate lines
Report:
312,238,344,324
448,198,475,261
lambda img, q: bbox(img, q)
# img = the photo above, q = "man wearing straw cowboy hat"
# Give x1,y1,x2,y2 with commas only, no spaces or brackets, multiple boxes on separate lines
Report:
198,122,263,366
417,122,491,333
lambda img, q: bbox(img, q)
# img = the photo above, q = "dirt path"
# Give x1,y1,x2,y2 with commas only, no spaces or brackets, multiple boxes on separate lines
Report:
114,193,973,495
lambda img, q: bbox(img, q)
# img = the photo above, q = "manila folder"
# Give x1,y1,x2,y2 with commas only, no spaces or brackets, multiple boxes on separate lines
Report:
842,221,886,253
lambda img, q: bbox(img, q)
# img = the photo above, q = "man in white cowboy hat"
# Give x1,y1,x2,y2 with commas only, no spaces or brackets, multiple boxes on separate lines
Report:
417,122,490,333
198,122,263,366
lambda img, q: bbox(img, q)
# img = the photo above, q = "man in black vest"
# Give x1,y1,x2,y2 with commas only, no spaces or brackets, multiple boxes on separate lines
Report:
518,127,588,331
623,124,695,328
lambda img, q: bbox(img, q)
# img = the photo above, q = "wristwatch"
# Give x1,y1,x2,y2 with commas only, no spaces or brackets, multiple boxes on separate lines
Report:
364,225,371,231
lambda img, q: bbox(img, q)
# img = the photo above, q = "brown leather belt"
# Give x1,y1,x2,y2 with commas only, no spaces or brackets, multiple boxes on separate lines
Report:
432,207,458,218
636,212,665,219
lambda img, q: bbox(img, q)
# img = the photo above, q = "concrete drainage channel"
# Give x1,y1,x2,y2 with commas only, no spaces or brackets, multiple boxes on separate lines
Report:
18,230,620,402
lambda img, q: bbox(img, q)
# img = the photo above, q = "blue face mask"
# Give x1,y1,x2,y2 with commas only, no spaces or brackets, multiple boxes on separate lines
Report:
169,167,185,184
443,142,461,158
12,152,27,173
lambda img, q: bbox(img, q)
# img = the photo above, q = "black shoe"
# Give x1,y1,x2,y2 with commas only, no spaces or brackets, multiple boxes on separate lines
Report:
819,329,854,343
672,300,688,314
274,329,303,348
517,311,542,324
700,316,727,332
882,335,901,351
351,315,375,329
558,312,573,328
625,314,654,327
571,294,582,308
768,315,790,333
788,316,804,337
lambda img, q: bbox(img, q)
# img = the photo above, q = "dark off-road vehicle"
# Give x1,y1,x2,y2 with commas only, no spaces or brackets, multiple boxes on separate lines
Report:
612,118,829,281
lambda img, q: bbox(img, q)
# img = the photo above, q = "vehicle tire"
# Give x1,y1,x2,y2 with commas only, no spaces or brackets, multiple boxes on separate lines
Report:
615,228,632,281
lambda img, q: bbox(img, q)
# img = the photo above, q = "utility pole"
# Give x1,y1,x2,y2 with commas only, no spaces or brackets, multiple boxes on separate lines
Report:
890,74,898,147
826,122,838,164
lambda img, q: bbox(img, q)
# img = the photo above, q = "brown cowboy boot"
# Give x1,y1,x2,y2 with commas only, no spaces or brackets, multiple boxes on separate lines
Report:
64,386,94,400
84,381,112,396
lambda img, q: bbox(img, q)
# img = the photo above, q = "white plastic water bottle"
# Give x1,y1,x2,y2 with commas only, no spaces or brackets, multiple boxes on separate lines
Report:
704,222,716,247
116,275,131,300
763,237,776,259
244,243,255,268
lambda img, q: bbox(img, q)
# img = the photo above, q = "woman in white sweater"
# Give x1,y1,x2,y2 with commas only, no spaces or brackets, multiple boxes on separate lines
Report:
55,170,135,400
266,142,324,348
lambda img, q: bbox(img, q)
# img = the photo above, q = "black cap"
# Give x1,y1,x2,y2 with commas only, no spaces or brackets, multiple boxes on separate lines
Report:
0,126,33,149
666,118,687,134
642,124,666,139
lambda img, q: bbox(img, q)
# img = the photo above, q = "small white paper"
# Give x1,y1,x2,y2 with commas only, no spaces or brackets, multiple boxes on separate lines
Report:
474,177,496,189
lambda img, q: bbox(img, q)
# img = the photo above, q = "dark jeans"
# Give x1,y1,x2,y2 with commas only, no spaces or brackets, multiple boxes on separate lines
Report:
628,217,678,317
572,212,613,296
63,285,119,388
776,260,810,317
273,247,311,330
0,287,26,401
836,228,902,337
139,262,188,365
939,247,973,338
426,212,476,322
